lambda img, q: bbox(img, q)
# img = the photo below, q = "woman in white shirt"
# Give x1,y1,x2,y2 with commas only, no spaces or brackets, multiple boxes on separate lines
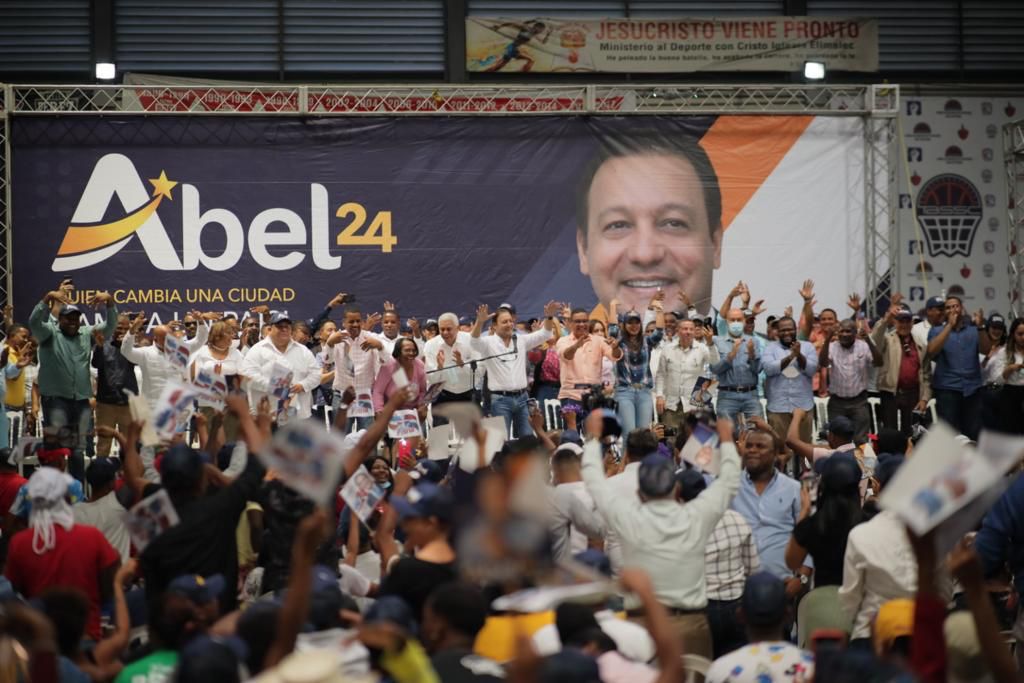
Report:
991,317,1024,434
190,321,245,441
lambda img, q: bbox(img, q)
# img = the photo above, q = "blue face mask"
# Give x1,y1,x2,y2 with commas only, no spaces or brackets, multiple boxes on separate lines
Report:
728,322,744,337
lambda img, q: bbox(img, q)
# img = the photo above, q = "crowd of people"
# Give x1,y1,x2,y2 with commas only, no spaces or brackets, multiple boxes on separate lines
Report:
0,276,1019,683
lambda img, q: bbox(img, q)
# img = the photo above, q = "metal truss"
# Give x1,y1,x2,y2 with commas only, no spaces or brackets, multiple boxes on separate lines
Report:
1005,118,1024,318
5,83,898,116
0,81,899,313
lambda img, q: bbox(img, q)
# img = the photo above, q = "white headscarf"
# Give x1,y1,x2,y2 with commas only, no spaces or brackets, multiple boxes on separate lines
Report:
26,468,75,555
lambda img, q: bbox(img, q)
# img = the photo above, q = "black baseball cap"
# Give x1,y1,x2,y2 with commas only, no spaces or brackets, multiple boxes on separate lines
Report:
623,310,642,322
926,296,945,310
987,313,1006,329
159,443,205,491
86,457,120,489
742,572,787,626
894,304,914,320
58,304,82,317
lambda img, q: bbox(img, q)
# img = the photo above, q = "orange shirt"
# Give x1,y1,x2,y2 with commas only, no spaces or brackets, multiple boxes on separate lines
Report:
555,334,616,401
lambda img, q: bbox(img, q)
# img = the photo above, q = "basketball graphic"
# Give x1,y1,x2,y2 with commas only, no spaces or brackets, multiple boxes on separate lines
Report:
915,174,982,258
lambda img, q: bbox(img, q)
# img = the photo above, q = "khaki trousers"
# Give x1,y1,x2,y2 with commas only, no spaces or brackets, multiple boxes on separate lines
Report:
94,401,133,456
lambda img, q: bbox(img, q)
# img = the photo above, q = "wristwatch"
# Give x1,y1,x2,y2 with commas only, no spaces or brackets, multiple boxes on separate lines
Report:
797,573,810,587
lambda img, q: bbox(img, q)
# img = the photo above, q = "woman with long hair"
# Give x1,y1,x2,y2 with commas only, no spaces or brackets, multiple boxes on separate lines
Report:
785,455,866,587
991,317,1024,434
607,296,664,433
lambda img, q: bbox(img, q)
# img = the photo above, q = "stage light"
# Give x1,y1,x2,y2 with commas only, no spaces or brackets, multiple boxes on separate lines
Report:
803,61,825,80
95,63,116,80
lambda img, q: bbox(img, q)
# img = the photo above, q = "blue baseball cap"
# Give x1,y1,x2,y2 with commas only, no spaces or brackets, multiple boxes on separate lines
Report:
742,572,787,626
410,459,444,483
823,415,856,439
58,304,82,317
269,311,292,325
638,454,677,498
559,430,583,446
390,482,454,522
675,467,708,502
168,573,226,604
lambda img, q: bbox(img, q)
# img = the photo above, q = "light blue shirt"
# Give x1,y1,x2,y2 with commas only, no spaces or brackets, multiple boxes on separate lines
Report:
711,335,761,389
762,340,818,412
731,470,801,579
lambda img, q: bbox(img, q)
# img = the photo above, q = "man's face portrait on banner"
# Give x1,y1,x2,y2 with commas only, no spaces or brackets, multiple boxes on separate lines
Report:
575,136,723,315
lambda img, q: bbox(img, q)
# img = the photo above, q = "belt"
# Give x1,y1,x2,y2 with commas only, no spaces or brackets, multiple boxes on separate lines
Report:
986,383,1004,390
833,391,868,401
719,385,756,393
626,605,705,618
491,389,526,397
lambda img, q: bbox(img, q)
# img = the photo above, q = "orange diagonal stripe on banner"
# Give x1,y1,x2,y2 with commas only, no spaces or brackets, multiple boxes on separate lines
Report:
699,115,814,231
57,196,162,256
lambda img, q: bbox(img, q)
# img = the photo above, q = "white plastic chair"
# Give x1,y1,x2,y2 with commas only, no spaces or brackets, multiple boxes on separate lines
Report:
812,396,829,434
543,398,563,432
6,411,20,448
927,397,938,424
867,395,881,434
322,404,334,430
758,397,768,420
681,653,711,683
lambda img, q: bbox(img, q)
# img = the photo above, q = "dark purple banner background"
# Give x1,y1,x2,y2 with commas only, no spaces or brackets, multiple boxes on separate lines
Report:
11,116,711,323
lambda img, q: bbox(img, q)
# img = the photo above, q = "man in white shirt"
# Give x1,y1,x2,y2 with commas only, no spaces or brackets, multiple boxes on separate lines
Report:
581,411,741,660
120,321,196,409
648,309,680,379
422,312,477,423
326,305,383,432
912,296,946,349
240,311,321,420
550,443,602,556
469,300,559,437
73,457,133,562
655,319,719,432
372,303,403,357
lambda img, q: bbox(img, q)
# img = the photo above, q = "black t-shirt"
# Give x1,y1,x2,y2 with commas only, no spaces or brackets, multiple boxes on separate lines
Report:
140,455,266,614
378,557,457,621
792,514,850,587
431,649,506,682
258,479,338,594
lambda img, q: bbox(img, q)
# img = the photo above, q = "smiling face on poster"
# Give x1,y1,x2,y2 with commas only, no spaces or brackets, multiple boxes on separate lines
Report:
269,361,294,402
348,392,374,419
340,465,386,524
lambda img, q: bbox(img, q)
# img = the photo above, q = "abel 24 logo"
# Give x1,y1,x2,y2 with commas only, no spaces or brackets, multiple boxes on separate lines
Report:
51,154,396,272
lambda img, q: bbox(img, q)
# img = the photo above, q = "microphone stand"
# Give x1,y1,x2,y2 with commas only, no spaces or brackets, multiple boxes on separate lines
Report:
425,346,519,406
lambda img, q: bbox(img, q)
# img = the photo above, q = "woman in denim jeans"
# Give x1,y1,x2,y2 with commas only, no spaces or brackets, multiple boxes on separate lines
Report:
607,295,664,433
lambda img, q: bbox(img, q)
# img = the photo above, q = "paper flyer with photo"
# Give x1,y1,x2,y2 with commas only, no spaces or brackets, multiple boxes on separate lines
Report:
123,489,180,552
679,421,721,475
152,381,198,441
163,334,191,371
456,416,507,473
689,376,715,409
260,420,348,504
388,409,422,439
880,423,1024,535
339,464,386,524
269,361,294,402
348,392,374,419
419,381,446,407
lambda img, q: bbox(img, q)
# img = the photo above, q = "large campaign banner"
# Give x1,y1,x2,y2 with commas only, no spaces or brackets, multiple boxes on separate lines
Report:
897,96,1018,315
10,115,864,326
467,16,878,73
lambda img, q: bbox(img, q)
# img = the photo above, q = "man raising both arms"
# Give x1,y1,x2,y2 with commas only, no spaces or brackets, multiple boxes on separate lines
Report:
469,300,560,437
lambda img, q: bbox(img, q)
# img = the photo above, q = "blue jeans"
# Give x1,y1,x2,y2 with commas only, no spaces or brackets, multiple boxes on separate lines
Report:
332,391,374,435
934,388,982,441
40,396,89,481
615,386,654,435
490,392,533,438
715,390,762,423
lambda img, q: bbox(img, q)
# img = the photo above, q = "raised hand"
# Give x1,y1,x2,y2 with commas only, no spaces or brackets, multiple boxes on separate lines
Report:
847,293,862,314
752,299,767,316
328,292,349,308
408,318,420,334
365,312,382,330
475,303,491,325
360,337,382,352
799,279,815,302
783,305,794,318
543,300,561,318
382,300,396,313
677,291,692,310
891,292,904,307
130,312,146,333
729,281,744,298
453,348,464,367
973,308,985,327
250,304,270,316
738,282,751,306
44,290,70,305
88,291,113,307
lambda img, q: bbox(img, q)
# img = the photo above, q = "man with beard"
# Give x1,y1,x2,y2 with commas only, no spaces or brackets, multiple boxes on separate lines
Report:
762,317,817,474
